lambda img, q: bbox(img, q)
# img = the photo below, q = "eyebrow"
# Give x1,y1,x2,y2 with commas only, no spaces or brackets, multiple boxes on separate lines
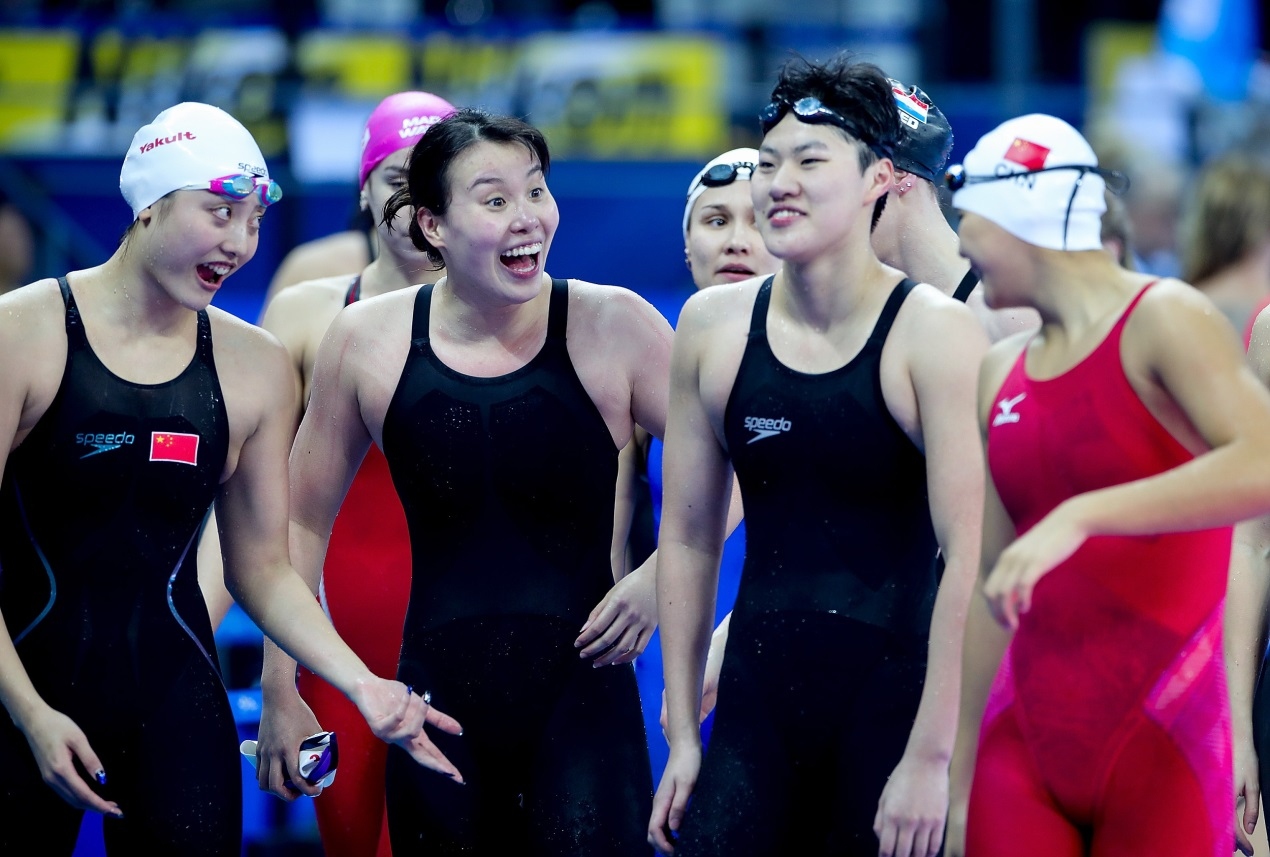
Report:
759,139,831,158
468,163,544,192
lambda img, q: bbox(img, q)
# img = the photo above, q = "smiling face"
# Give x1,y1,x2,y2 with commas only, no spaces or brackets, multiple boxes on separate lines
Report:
751,114,891,265
685,180,781,290
133,189,262,310
417,139,559,305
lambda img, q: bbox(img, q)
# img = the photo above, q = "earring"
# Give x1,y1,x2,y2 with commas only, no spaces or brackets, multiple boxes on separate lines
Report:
896,178,914,195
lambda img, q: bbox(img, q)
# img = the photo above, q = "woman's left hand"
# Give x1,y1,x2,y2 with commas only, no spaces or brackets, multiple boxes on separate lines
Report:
983,501,1088,629
873,750,949,857
575,558,658,666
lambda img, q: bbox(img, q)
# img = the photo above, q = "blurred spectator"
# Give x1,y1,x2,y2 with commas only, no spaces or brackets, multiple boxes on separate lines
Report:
1124,157,1187,278
1180,152,1270,338
0,188,34,295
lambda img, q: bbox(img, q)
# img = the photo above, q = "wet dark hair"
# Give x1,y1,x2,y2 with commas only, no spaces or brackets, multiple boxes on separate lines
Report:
383,108,552,268
768,53,901,228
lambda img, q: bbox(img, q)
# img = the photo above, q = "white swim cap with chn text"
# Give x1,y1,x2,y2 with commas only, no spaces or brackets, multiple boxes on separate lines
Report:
951,114,1107,252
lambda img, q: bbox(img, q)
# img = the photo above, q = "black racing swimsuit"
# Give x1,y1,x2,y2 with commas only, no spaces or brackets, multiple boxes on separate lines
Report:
0,278,237,855
379,279,652,856
676,276,940,857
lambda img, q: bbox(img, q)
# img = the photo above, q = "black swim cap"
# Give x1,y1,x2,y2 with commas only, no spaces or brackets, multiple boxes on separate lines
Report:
887,78,953,183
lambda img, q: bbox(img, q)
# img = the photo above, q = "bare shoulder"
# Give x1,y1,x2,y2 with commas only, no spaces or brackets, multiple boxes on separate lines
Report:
675,276,764,339
259,274,354,350
0,279,72,415
564,278,672,339
896,280,980,332
261,275,352,325
207,308,291,378
0,278,68,345
318,283,419,371
893,280,989,361
1132,275,1225,324
1126,275,1242,355
271,230,370,291
340,282,420,328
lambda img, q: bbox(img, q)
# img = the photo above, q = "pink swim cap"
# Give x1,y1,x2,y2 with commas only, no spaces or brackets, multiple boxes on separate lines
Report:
358,91,457,188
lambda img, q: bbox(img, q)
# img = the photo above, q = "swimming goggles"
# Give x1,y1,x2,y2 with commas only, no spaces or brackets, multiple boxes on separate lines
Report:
690,161,757,196
944,163,1129,195
187,173,284,207
759,96,892,159
944,163,1129,251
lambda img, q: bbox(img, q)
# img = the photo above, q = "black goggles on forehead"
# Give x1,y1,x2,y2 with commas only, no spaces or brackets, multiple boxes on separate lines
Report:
691,161,756,195
944,163,1131,251
944,163,1130,195
758,96,892,160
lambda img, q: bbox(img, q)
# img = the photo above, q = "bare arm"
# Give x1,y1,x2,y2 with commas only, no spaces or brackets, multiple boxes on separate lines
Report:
943,344,1025,857
217,337,371,693
200,283,319,631
610,430,648,581
648,297,734,855
874,298,989,857
943,481,1015,857
252,310,374,796
575,288,674,666
196,514,232,631
1228,306,1270,851
253,281,350,684
229,324,462,794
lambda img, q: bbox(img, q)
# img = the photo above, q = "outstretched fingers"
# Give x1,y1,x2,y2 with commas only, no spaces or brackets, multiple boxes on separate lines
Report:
398,726,465,784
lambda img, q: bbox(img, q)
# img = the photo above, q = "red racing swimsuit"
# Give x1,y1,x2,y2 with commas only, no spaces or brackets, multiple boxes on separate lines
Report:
971,283,1233,857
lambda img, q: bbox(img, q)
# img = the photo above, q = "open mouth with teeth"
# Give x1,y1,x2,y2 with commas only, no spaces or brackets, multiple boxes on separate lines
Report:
499,242,542,275
196,262,231,287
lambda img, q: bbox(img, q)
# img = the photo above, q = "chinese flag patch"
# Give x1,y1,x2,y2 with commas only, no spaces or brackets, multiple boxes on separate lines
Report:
150,431,199,465
1004,138,1051,171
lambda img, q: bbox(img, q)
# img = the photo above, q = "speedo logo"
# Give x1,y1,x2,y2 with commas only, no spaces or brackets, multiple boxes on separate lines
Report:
744,415,792,444
76,431,136,459
138,132,195,154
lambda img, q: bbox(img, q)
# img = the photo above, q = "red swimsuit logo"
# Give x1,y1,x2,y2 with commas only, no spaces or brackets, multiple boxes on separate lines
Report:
150,431,199,465
138,131,196,154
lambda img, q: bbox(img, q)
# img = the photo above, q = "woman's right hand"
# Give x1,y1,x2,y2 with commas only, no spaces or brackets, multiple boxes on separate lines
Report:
20,706,122,817
256,680,325,800
648,743,702,855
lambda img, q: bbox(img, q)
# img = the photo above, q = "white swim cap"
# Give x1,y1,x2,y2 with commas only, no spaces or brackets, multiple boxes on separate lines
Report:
120,102,272,219
683,148,761,238
951,114,1107,251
